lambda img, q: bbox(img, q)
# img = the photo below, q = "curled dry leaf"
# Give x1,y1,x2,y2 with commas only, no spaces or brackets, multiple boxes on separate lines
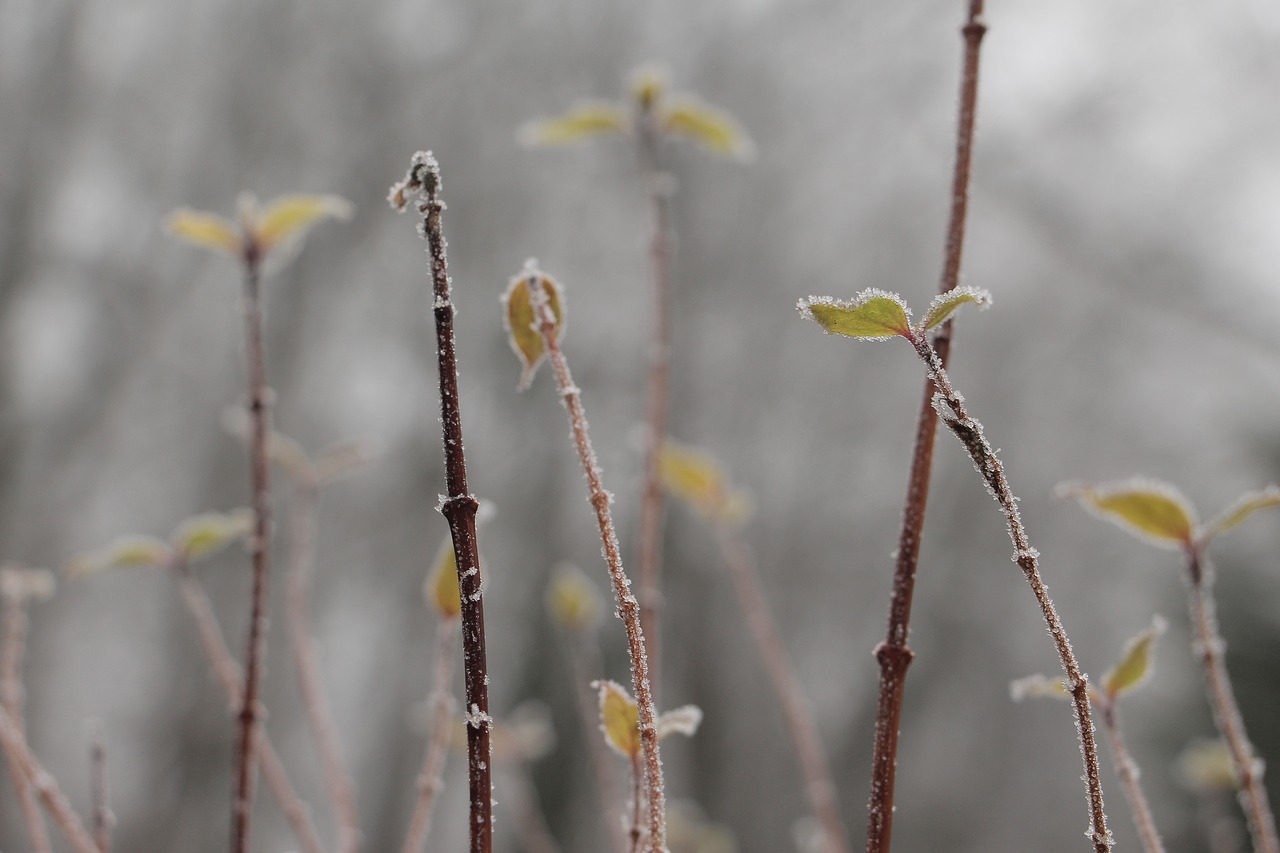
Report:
502,263,565,390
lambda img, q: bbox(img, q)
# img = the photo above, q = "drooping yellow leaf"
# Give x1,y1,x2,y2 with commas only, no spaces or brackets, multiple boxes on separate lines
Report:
659,441,752,524
69,535,174,577
502,265,565,391
798,289,912,341
921,286,993,332
1008,673,1071,703
171,509,253,562
1203,485,1280,542
1102,616,1166,698
659,96,755,162
254,194,353,253
545,563,602,633
656,704,703,740
164,209,242,255
425,539,462,620
1063,479,1197,549
517,102,629,147
595,679,641,758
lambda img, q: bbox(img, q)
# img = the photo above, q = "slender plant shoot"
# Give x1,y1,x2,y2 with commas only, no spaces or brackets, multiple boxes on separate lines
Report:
865,4,988,851
800,288,1113,853
390,151,494,853
166,191,351,853
1067,480,1280,853
504,262,670,852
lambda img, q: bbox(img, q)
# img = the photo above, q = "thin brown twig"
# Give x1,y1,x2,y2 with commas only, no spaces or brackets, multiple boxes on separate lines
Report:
0,581,54,853
865,4,987,852
715,530,848,853
233,250,273,853
1097,701,1165,853
634,112,675,696
285,475,362,853
89,721,112,853
564,635,629,853
913,334,1112,853
1184,550,1279,853
172,559,326,853
401,618,460,853
528,276,667,852
391,151,493,853
0,704,99,853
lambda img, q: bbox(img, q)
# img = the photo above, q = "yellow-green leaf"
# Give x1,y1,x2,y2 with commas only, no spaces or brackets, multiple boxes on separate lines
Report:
656,704,703,740
164,209,242,255
517,102,629,147
69,535,174,577
658,96,755,162
254,194,353,253
1203,485,1280,542
545,563,602,633
425,539,462,620
1176,739,1238,792
502,265,565,391
171,509,253,561
921,286,993,332
1063,479,1197,549
659,441,752,524
595,679,640,758
1008,674,1071,703
798,289,912,341
1102,616,1166,698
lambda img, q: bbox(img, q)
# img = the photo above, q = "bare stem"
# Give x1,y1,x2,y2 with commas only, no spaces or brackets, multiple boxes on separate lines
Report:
0,704,98,853
173,560,326,853
911,334,1112,853
635,116,675,695
400,618,459,853
89,721,112,853
529,281,667,852
716,530,848,853
865,4,986,851
1,590,53,853
285,477,362,853
1097,702,1165,853
565,635,628,853
1184,550,1280,853
233,253,273,853
393,151,493,853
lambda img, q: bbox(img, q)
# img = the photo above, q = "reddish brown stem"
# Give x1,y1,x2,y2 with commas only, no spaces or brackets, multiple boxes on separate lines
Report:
634,116,674,696
400,618,459,853
392,151,493,853
285,477,362,853
865,4,986,852
716,531,848,853
1,588,53,853
1184,549,1279,853
529,278,667,852
173,560,326,853
1097,701,1165,853
0,705,98,853
232,253,272,853
914,334,1111,853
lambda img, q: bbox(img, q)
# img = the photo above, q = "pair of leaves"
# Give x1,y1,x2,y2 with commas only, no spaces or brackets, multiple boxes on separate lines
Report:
798,286,991,342
502,262,566,390
166,193,351,262
518,66,755,162
1011,616,1166,705
594,679,702,759
1064,480,1280,551
659,440,752,525
70,509,252,577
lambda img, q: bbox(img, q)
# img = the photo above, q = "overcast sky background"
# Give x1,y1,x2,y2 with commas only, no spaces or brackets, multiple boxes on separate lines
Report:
1,0,1279,851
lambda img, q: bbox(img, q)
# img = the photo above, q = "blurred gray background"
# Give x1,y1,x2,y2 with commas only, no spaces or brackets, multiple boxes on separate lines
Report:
2,0,1280,850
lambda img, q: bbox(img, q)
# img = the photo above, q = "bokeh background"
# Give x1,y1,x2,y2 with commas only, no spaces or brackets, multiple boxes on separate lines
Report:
2,0,1279,850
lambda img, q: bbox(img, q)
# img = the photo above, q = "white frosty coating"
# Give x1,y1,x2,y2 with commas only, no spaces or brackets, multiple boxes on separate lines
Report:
920,284,993,330
655,705,703,739
464,704,493,729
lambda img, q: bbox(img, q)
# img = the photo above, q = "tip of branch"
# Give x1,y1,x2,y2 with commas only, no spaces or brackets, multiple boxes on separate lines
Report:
388,150,443,212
